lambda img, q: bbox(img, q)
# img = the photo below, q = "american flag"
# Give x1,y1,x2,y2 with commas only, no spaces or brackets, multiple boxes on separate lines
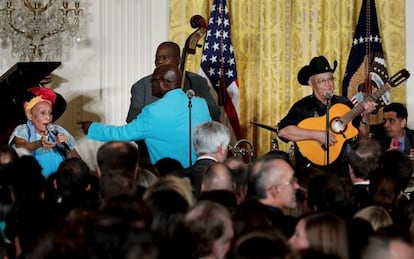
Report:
199,0,241,139
342,0,389,106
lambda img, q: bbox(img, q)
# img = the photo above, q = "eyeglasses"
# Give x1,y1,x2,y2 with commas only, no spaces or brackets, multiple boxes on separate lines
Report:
277,177,298,187
267,177,298,191
314,77,334,85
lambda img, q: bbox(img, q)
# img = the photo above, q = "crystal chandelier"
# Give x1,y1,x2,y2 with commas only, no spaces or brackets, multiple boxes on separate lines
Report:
0,0,83,61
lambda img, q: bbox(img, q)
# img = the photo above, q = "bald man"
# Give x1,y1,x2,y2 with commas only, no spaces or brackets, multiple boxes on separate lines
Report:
82,64,212,167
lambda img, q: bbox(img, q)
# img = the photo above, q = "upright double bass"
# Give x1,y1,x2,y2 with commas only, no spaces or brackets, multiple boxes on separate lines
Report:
179,15,207,89
180,15,207,166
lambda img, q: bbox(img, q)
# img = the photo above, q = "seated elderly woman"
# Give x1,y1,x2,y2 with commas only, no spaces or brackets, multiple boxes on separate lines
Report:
8,87,80,177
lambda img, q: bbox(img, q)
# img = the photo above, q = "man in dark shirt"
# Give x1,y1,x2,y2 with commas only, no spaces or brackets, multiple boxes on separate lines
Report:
278,56,377,178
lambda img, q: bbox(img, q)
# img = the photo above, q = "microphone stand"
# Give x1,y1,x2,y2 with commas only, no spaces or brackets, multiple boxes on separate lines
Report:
188,96,193,166
325,96,331,170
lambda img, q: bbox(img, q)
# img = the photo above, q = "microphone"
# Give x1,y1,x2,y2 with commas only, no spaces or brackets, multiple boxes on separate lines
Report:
47,124,71,153
325,91,333,100
186,89,195,99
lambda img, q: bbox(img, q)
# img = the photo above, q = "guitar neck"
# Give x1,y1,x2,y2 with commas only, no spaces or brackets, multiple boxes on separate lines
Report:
340,83,391,125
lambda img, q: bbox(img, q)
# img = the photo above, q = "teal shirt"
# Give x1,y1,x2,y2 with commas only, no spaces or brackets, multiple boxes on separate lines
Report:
88,89,212,167
9,124,77,177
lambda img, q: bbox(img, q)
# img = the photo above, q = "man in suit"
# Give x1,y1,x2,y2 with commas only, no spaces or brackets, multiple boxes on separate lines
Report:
181,121,231,197
81,64,211,168
348,138,382,212
373,102,414,155
126,41,220,161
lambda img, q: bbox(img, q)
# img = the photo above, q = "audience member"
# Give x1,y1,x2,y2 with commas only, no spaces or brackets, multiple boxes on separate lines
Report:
0,144,18,184
254,157,300,238
278,56,376,178
362,225,414,259
232,199,273,240
143,175,195,207
232,229,298,259
136,166,158,189
126,41,220,161
45,158,100,222
5,156,54,258
96,141,139,176
346,217,374,259
26,208,97,258
373,102,414,155
201,162,233,193
86,213,157,259
95,141,145,202
348,139,382,212
81,63,212,168
289,212,349,259
198,190,238,213
100,195,152,230
225,157,249,203
307,172,353,219
0,185,12,239
247,150,293,199
181,121,231,197
144,189,192,259
8,87,80,177
379,150,413,198
154,157,183,177
184,200,234,259
370,150,413,228
354,205,393,231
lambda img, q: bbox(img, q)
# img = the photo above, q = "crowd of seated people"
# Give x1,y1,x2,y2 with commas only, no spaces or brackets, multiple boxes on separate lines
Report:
0,118,414,259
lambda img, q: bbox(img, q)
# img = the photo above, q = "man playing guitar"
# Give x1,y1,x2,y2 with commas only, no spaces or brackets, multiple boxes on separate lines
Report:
278,56,377,179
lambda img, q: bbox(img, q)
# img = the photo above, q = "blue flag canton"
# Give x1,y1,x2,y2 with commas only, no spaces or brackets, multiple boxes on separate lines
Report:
201,2,238,90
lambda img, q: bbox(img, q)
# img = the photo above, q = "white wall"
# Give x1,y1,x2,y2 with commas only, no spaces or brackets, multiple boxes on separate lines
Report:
0,0,169,170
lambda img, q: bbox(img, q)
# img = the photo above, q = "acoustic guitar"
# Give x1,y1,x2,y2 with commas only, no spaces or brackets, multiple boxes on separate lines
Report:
296,69,410,166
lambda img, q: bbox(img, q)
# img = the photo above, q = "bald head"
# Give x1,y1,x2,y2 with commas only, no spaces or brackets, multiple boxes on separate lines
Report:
201,162,234,192
153,63,181,81
151,64,182,97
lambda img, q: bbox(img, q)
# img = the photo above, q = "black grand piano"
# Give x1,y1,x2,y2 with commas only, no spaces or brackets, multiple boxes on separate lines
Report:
0,62,66,144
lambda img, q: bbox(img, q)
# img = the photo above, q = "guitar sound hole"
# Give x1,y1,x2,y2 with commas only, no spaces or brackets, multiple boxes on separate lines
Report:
331,118,345,134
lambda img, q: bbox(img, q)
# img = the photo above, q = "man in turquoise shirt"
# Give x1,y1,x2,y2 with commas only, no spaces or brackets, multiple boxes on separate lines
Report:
81,64,212,167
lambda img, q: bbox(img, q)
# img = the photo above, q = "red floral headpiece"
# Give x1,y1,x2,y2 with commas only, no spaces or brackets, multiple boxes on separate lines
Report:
24,87,57,113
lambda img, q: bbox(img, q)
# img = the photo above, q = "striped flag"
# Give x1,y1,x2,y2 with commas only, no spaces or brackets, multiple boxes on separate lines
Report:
342,0,389,107
199,0,241,139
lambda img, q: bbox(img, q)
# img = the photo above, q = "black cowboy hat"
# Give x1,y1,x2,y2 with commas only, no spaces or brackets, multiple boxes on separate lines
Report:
297,56,338,85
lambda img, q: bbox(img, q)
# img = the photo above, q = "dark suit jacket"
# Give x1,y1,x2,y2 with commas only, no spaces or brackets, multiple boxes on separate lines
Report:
372,126,414,154
351,183,372,213
262,203,297,238
181,158,216,198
